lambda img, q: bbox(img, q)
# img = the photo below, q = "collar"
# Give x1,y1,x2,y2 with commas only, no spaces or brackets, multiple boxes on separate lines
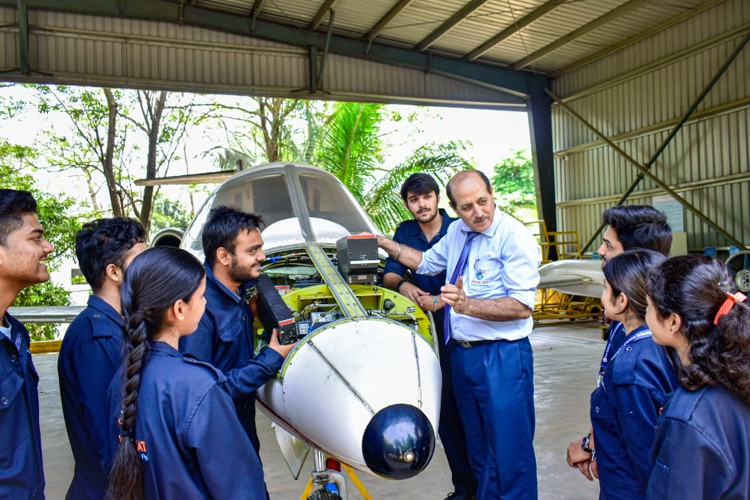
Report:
205,261,242,304
148,340,180,356
87,295,125,326
437,208,454,236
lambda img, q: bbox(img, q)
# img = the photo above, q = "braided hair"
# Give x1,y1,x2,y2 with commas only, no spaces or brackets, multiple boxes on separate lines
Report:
647,255,750,403
107,247,205,499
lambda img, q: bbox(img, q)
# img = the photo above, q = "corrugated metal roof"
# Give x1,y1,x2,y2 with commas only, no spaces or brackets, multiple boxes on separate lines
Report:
171,0,719,75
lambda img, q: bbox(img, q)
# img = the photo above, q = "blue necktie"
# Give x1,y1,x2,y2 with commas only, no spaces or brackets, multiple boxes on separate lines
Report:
443,231,480,344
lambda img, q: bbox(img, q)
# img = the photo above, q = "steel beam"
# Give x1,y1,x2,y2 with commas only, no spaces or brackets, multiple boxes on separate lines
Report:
309,0,338,31
512,0,648,71
465,0,565,62
366,0,414,42
250,0,265,32
552,0,726,77
548,88,745,250
528,92,557,242
0,0,548,96
413,0,491,52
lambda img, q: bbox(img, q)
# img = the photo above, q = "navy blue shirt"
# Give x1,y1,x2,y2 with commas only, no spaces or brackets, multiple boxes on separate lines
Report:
384,209,455,336
647,385,750,499
0,312,45,498
108,341,266,499
179,264,283,451
591,325,678,499
58,295,125,499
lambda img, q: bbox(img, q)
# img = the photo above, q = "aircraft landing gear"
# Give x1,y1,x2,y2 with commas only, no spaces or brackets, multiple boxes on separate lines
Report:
305,450,347,500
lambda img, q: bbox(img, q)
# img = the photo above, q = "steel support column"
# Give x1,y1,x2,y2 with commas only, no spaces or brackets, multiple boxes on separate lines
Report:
528,92,556,241
16,0,29,74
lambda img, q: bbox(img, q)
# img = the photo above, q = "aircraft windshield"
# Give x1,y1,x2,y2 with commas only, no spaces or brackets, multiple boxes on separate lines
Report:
299,173,372,236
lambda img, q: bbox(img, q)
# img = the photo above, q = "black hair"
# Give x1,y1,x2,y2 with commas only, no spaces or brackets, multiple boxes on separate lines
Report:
399,173,440,201
108,247,206,500
201,206,264,266
75,217,147,291
0,189,37,246
647,255,750,403
603,249,665,321
446,170,493,206
601,205,672,256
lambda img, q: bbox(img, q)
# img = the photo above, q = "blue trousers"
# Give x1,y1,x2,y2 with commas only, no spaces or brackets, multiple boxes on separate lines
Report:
451,337,537,500
438,334,478,494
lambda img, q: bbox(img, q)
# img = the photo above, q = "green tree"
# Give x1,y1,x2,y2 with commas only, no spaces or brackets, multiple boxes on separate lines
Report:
0,140,82,340
150,197,193,233
315,102,470,232
30,85,199,233
491,149,537,216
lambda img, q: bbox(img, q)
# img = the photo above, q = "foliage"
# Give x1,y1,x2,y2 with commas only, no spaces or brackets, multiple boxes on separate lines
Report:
150,197,193,233
0,140,82,340
491,149,537,216
29,84,201,233
314,102,470,232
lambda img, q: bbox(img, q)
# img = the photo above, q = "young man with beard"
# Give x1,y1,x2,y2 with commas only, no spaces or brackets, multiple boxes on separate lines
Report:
179,206,295,463
377,170,541,500
0,189,55,498
58,217,147,499
566,204,672,484
383,173,475,500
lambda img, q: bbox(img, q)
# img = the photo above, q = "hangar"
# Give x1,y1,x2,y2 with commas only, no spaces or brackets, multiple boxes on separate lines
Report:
0,0,748,254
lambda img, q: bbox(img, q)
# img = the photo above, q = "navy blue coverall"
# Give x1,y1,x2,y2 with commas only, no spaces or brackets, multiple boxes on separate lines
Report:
58,295,124,499
179,263,283,452
647,384,750,499
591,326,678,499
0,312,45,498
108,341,267,499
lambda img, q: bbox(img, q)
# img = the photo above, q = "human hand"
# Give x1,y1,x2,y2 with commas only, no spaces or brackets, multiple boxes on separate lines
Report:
566,438,595,481
441,277,468,313
399,282,429,303
268,329,297,359
415,294,442,313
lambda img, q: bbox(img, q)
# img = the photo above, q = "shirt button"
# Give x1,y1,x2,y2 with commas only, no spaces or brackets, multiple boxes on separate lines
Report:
626,346,633,351
1,397,7,406
595,406,600,413
10,355,16,362
93,314,101,318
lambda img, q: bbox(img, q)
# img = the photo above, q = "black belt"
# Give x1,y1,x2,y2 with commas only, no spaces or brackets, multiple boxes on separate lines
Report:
453,339,498,348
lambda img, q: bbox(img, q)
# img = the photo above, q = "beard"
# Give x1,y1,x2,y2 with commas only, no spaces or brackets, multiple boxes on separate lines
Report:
229,255,259,283
415,208,438,223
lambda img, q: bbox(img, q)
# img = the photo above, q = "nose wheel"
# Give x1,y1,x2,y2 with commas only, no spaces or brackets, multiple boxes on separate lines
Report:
725,251,750,293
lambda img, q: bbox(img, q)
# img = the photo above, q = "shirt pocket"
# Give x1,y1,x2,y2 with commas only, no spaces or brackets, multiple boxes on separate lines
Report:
645,459,670,498
468,254,502,293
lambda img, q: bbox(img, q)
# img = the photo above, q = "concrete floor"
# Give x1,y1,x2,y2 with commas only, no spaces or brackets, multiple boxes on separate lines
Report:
36,323,604,499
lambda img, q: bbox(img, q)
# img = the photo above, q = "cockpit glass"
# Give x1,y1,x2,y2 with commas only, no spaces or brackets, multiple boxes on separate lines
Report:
213,173,294,227
299,173,373,235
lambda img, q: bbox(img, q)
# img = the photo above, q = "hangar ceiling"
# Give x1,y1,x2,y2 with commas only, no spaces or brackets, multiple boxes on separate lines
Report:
0,0,743,240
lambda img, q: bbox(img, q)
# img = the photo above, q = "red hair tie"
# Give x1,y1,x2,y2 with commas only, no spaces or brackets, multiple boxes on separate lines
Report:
713,291,747,325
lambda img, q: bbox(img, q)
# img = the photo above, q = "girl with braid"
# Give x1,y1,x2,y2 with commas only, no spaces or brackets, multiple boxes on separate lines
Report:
645,255,750,498
589,249,678,499
107,247,266,499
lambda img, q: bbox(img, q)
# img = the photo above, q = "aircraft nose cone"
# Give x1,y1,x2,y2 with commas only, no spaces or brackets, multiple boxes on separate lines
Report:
361,404,435,479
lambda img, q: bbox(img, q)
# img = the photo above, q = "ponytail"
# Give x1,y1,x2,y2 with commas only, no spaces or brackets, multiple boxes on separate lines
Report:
106,246,206,498
108,313,150,500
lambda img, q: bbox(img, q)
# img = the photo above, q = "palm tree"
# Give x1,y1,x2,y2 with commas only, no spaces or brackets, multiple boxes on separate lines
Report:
316,102,470,232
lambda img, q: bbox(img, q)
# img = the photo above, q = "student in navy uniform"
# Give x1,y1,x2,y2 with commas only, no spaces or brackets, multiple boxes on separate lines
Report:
58,217,147,499
378,170,541,500
179,206,295,454
568,205,672,480
383,173,475,500
0,189,54,498
108,247,267,499
588,250,678,499
645,255,750,498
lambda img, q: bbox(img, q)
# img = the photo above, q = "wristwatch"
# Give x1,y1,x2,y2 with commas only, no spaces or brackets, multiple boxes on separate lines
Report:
581,433,594,454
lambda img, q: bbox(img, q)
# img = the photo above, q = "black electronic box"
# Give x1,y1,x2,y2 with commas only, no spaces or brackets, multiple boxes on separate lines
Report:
255,273,298,345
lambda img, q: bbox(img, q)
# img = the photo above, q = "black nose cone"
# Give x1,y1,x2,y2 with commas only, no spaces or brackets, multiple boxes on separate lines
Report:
361,404,435,479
